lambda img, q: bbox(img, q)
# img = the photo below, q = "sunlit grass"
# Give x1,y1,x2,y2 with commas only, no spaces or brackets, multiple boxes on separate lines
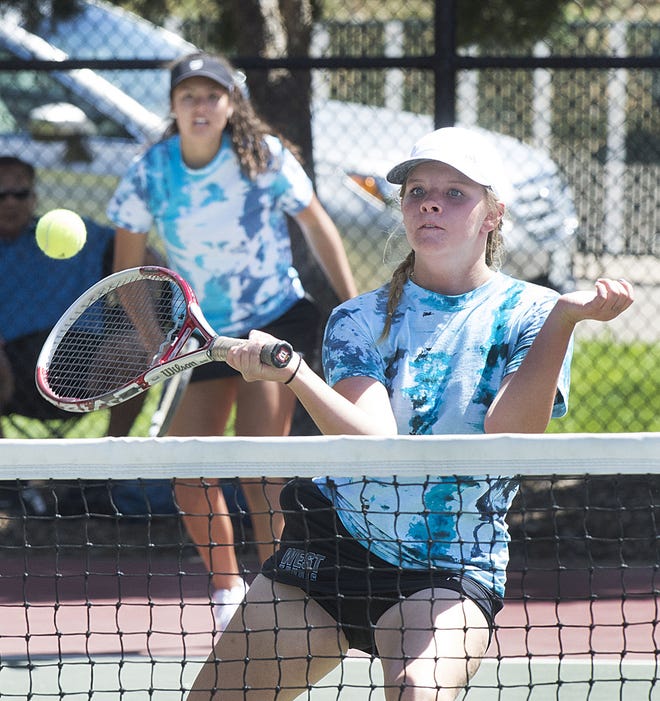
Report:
548,340,660,433
1,387,161,439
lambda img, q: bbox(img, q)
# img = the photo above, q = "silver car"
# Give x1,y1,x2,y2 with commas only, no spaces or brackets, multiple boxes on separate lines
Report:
0,0,578,292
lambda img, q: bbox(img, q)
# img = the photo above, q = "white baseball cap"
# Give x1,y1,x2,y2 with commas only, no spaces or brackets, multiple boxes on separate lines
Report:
386,126,510,201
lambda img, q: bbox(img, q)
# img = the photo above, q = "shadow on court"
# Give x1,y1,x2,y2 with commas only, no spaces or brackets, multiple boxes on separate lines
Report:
0,551,657,658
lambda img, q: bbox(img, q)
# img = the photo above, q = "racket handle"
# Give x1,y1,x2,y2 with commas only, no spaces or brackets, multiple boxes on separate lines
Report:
210,336,294,369
261,340,294,368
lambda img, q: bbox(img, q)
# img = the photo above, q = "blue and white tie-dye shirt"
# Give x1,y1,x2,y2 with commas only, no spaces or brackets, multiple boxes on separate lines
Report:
107,133,313,336
316,273,572,596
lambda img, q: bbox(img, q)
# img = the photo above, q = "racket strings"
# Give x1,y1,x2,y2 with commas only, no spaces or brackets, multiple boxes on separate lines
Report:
45,279,186,400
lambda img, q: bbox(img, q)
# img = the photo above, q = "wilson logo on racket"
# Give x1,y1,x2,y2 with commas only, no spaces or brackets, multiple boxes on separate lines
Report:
273,346,294,366
160,359,202,377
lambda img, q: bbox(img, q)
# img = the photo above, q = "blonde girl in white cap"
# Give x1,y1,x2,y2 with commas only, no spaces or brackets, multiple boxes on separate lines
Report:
108,53,357,632
187,127,633,700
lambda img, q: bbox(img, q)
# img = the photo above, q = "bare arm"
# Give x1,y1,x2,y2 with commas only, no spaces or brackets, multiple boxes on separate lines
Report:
294,195,359,302
484,278,634,434
112,226,149,272
111,227,163,351
226,330,397,436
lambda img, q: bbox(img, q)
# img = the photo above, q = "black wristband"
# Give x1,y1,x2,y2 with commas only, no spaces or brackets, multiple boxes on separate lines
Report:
283,354,302,385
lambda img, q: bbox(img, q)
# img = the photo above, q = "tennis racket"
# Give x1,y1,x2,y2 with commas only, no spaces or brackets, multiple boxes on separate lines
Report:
35,266,294,413
148,337,199,437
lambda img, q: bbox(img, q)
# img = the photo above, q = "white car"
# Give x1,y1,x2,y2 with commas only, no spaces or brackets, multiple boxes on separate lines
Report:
0,0,578,291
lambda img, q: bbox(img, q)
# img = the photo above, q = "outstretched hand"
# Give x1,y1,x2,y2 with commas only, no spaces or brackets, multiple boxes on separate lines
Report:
555,278,634,326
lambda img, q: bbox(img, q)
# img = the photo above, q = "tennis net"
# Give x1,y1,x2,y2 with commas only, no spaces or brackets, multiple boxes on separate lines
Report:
0,433,658,700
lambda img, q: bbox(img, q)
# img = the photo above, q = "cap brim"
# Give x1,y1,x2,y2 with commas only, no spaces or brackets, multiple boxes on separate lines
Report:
386,158,430,184
171,71,233,91
386,156,493,187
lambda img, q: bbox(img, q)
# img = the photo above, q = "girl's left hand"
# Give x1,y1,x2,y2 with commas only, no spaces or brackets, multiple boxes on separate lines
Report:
556,278,634,325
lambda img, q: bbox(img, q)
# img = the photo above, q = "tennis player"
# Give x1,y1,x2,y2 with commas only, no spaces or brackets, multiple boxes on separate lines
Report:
107,53,357,631
187,127,634,700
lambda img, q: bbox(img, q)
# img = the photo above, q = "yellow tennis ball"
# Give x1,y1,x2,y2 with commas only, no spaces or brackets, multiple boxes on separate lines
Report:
35,209,87,259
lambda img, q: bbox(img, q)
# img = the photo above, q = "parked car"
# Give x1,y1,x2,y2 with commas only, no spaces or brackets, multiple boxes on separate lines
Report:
0,0,578,291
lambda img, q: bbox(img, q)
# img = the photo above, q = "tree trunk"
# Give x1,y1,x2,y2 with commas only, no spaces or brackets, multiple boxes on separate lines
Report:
227,0,337,435
227,0,314,174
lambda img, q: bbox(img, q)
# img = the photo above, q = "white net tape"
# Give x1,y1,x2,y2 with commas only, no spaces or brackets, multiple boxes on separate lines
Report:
1,432,658,479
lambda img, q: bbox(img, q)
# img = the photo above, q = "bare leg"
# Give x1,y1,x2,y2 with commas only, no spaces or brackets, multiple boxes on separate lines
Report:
187,575,348,701
375,588,491,701
174,477,240,591
234,379,297,563
169,378,241,592
169,377,296,589
0,344,13,410
107,393,147,436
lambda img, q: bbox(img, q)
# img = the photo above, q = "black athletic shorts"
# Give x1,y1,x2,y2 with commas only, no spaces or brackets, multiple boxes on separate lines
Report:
261,478,503,655
190,296,321,383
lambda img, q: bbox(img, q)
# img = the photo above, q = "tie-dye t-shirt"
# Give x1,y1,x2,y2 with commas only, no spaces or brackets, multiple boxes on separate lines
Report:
316,273,572,596
107,133,312,336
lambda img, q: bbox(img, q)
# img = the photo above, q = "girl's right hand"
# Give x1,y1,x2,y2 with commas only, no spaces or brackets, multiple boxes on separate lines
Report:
225,330,301,384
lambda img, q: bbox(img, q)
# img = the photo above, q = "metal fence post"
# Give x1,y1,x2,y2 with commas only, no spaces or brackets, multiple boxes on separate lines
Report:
604,20,628,254
434,0,457,127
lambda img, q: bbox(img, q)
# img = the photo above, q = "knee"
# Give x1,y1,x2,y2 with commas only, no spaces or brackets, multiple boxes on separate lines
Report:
381,670,467,701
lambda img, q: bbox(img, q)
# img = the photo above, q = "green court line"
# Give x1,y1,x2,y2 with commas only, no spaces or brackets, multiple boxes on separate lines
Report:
0,656,657,700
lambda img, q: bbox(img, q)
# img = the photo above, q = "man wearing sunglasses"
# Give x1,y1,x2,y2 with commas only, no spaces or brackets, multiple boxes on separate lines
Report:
0,155,146,438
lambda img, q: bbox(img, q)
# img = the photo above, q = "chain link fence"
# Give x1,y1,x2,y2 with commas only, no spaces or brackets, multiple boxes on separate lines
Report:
0,1,658,437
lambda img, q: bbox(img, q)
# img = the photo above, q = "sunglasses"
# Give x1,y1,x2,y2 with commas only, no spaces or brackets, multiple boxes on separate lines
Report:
0,189,33,201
